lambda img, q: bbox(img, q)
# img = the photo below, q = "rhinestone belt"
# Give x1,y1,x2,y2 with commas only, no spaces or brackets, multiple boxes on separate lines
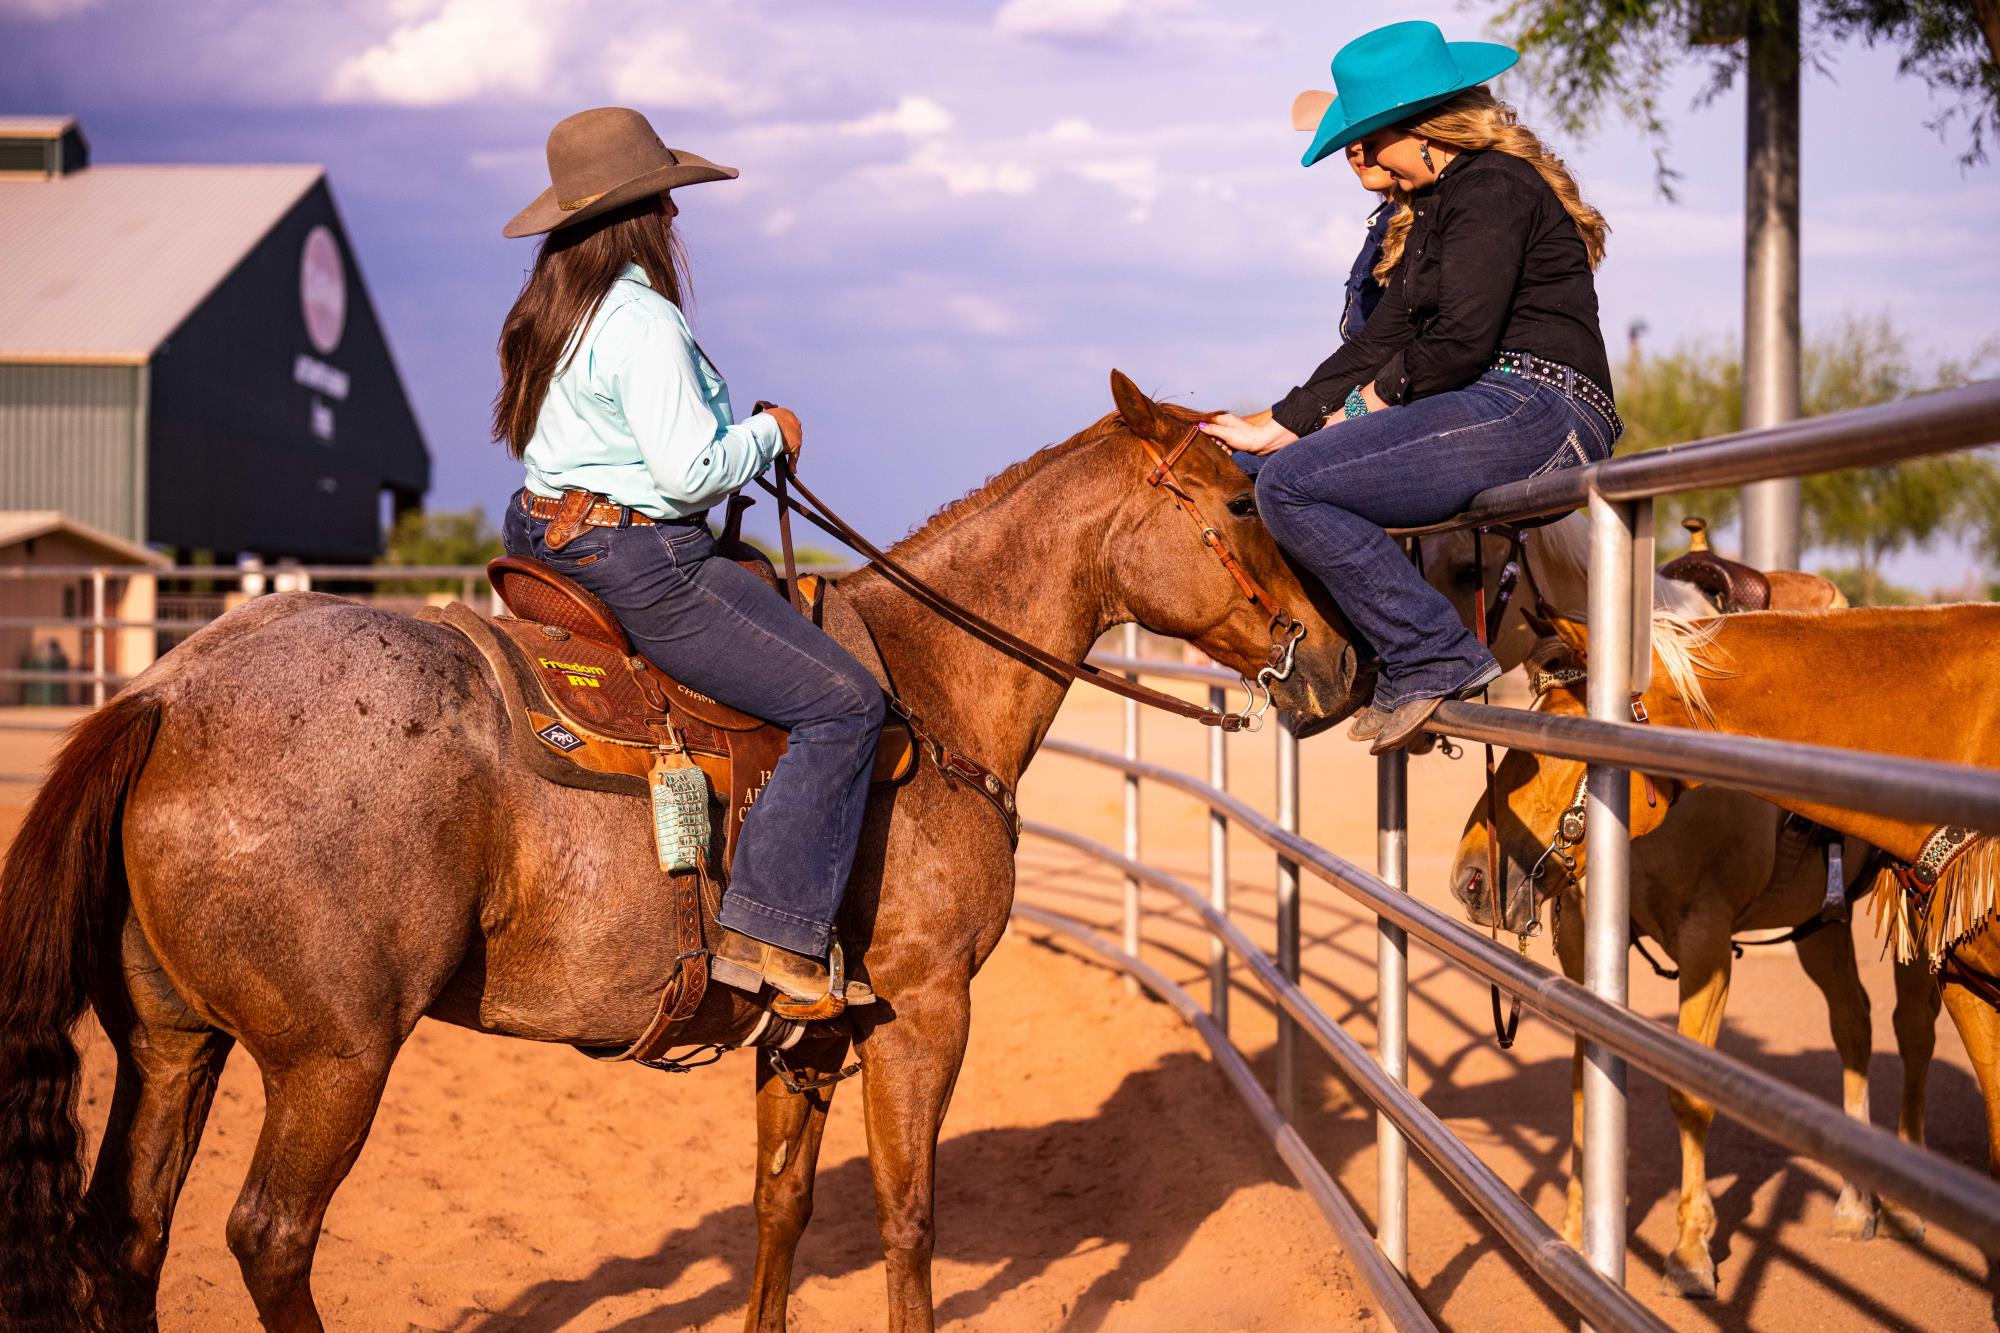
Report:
1491,350,1623,442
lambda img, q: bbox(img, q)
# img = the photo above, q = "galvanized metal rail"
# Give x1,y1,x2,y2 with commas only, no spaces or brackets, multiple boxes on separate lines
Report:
1035,380,2000,1326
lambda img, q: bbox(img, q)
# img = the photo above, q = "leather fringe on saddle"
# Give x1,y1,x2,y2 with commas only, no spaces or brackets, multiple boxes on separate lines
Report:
1870,829,1999,972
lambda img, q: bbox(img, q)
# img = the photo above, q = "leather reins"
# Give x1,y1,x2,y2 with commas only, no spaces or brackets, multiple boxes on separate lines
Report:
1471,530,1525,1048
758,423,1305,732
1423,523,1561,1048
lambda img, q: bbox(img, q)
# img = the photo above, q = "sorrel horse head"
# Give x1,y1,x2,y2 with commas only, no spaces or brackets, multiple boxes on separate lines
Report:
1451,603,2000,1210
0,372,1366,1333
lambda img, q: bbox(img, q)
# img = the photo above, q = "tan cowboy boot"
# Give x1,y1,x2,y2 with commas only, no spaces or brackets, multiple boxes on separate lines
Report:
710,930,875,1012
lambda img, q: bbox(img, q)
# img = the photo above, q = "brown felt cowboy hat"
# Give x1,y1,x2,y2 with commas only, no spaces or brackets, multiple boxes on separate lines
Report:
502,106,737,239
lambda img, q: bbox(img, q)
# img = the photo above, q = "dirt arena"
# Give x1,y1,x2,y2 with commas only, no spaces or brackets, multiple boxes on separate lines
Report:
5,681,1993,1330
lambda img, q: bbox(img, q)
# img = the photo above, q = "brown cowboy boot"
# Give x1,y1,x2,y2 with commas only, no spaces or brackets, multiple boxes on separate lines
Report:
710,929,875,1012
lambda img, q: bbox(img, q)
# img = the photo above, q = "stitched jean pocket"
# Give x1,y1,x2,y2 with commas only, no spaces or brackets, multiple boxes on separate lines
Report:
1528,427,1595,478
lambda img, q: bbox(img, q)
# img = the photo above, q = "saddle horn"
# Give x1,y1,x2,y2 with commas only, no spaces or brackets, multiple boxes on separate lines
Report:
1659,517,1772,613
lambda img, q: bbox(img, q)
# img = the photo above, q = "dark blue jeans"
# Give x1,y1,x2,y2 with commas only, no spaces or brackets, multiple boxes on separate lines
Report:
504,493,885,956
1253,372,1614,706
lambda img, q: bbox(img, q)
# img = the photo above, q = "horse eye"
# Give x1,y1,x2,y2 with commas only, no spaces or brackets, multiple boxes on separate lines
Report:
1452,567,1481,589
1226,494,1256,517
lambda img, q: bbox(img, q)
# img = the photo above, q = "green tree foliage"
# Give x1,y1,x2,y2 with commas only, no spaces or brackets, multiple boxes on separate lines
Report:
377,507,505,591
1616,315,2000,600
1498,0,2000,180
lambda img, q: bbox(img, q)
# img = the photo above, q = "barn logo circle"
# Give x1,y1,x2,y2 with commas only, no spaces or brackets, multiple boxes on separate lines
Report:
299,225,347,356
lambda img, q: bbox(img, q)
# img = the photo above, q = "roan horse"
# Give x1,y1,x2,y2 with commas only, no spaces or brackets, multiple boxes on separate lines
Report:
1455,605,2000,1277
0,374,1366,1333
1428,520,1938,1296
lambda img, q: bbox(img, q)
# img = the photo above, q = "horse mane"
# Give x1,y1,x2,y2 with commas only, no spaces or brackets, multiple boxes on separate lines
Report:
889,402,1206,560
1651,613,1727,727
1529,611,1728,727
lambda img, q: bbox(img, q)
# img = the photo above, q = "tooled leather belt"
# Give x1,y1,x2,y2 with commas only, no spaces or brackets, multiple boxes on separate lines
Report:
1491,349,1624,442
519,489,707,530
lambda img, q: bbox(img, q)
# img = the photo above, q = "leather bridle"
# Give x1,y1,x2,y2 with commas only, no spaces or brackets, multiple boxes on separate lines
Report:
1136,423,1306,731
757,421,1307,733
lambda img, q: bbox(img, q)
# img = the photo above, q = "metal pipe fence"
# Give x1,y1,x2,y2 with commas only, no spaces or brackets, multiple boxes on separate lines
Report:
0,559,858,726
1018,381,2000,1326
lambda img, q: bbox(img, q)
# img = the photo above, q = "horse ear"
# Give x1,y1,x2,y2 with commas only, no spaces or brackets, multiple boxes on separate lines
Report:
1547,613,1590,662
1110,370,1172,443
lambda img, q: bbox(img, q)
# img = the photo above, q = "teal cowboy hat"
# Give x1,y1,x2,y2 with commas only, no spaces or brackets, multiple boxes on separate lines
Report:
1300,21,1517,168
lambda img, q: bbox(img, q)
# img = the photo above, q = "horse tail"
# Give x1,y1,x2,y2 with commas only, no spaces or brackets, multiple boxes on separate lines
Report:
0,690,163,1331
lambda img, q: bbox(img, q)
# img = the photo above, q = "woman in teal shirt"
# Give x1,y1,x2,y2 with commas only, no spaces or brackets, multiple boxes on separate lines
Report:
496,108,883,1011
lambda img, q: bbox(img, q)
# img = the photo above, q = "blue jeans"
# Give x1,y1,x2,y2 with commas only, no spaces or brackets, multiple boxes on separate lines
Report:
504,493,886,956
1253,372,1614,705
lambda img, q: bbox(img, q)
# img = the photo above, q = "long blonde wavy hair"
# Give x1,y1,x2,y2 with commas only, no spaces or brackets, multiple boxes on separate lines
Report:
1372,87,1607,284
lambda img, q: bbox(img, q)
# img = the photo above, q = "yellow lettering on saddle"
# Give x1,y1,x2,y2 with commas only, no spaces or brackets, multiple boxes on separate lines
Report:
539,657,608,690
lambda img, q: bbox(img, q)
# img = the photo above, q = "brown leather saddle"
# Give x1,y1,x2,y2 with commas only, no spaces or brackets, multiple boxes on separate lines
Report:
468,554,914,865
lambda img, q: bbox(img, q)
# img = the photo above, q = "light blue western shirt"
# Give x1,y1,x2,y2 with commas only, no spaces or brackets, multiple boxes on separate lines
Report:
522,263,783,520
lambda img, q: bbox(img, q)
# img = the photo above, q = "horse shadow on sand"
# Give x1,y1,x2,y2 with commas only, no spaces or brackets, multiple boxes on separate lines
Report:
455,1044,1297,1332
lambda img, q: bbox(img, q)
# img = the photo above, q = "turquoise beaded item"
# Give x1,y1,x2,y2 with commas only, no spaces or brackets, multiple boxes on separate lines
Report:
1343,388,1370,419
651,761,711,873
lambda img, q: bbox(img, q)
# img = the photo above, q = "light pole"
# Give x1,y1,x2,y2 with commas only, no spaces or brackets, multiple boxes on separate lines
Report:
1740,0,1803,570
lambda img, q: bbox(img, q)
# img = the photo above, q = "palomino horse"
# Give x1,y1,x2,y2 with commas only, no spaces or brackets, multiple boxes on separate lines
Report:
0,374,1367,1333
1456,606,2000,1268
1428,520,1938,1295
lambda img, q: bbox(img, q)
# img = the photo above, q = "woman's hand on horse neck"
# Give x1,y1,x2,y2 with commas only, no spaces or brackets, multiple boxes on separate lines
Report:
1200,412,1298,455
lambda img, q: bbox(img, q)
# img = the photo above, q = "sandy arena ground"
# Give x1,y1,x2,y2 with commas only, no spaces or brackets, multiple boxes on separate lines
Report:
5,678,1994,1329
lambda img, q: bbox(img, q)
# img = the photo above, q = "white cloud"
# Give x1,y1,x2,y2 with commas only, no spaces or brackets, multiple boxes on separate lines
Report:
0,0,97,18
842,95,953,139
892,140,1038,197
604,28,751,110
762,207,798,237
327,0,563,105
1069,155,1161,223
947,292,1024,337
994,0,1189,40
993,0,1265,46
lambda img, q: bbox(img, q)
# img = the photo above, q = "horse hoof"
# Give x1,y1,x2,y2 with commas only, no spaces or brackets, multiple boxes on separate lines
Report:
1879,1202,1927,1242
1830,1198,1879,1241
1660,1258,1718,1300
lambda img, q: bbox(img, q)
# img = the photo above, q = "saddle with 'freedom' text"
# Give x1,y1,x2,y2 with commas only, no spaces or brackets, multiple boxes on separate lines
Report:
437,555,915,867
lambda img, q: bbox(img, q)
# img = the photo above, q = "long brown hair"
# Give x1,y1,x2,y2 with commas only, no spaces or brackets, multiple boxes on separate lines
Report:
493,194,691,458
1373,86,1608,283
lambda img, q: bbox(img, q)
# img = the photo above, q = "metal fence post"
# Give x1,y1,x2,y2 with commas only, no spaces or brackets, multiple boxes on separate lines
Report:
239,555,266,599
1582,488,1636,1302
1376,748,1410,1273
1741,0,1803,571
90,568,107,707
1275,710,1301,1123
1208,683,1230,1030
1122,622,1141,995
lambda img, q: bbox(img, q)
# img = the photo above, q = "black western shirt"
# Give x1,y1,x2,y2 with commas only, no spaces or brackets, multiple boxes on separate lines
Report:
1270,149,1614,439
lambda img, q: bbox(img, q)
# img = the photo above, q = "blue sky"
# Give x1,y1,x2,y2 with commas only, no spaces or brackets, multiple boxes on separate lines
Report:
3,0,1995,580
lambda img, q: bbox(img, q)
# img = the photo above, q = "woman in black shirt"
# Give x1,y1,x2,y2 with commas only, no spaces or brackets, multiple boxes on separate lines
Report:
1205,22,1620,752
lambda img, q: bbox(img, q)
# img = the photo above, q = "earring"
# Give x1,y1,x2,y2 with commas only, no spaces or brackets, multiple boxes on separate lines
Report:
1419,144,1435,171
